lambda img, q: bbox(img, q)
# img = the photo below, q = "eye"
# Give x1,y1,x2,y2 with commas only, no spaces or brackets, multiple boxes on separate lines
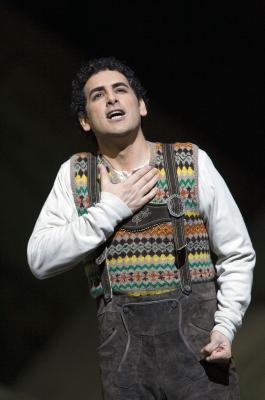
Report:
116,87,127,93
92,91,104,100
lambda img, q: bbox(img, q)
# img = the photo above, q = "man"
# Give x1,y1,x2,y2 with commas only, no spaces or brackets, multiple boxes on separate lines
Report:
27,57,255,399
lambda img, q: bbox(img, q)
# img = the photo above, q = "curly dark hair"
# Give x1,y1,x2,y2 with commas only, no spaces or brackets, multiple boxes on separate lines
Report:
71,56,148,121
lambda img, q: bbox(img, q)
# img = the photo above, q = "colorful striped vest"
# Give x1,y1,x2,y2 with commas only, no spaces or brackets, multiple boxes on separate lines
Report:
70,142,216,298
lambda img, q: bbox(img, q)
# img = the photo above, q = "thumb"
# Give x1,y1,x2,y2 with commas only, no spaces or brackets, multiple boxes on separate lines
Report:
98,164,110,190
201,338,219,355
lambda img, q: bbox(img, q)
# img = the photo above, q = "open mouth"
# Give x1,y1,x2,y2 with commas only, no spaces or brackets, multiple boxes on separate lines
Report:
106,110,125,120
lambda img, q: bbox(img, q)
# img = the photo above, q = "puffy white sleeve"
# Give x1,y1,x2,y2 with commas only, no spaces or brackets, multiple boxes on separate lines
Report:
27,160,132,279
198,149,255,342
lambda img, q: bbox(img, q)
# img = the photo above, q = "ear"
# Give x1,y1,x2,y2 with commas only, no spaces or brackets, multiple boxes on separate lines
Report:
79,115,91,132
139,99,147,117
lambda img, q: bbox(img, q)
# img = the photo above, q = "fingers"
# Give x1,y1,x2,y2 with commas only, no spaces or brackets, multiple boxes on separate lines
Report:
141,186,158,204
201,340,218,356
201,333,232,363
98,164,159,212
141,173,159,196
128,165,156,184
203,347,231,363
130,166,160,192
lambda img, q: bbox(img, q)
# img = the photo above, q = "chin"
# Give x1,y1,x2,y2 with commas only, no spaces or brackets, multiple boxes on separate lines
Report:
106,130,133,138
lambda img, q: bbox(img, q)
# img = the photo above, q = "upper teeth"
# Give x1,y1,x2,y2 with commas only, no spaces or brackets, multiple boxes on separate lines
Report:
108,111,124,119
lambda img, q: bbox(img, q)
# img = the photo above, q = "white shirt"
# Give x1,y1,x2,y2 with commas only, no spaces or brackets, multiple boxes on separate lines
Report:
27,148,255,342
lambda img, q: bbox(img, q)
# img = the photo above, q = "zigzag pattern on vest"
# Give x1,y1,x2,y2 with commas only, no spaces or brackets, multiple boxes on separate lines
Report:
70,142,216,298
71,152,91,216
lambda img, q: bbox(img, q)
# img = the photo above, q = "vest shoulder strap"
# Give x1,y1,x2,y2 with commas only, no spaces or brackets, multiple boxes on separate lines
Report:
70,151,99,216
163,143,192,295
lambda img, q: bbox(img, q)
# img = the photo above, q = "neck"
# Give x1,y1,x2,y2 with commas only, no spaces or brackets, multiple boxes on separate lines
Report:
97,130,150,172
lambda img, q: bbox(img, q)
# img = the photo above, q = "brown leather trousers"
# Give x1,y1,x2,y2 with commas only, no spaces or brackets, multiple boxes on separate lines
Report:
96,281,240,400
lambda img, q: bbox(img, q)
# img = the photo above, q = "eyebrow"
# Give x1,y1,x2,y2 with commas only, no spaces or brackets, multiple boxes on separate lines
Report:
89,82,129,99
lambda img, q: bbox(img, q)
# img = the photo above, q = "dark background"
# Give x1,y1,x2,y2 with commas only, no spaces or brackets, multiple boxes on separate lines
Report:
0,2,264,399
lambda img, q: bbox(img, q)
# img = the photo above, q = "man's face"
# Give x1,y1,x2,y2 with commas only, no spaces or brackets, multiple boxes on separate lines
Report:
79,70,147,139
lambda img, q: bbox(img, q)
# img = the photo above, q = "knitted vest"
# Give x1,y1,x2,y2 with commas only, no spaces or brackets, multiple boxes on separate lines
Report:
71,142,216,298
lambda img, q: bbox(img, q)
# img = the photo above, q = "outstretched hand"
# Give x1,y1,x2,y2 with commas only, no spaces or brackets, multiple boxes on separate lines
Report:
99,164,159,213
201,330,232,363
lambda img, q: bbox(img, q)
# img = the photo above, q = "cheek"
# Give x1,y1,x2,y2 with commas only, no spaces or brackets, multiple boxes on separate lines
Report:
131,108,142,121
127,101,142,116
88,108,105,124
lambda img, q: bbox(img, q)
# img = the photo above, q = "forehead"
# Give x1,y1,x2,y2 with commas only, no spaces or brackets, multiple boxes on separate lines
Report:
84,70,130,93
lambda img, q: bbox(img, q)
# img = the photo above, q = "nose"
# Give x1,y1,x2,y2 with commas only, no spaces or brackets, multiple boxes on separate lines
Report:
106,90,118,105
